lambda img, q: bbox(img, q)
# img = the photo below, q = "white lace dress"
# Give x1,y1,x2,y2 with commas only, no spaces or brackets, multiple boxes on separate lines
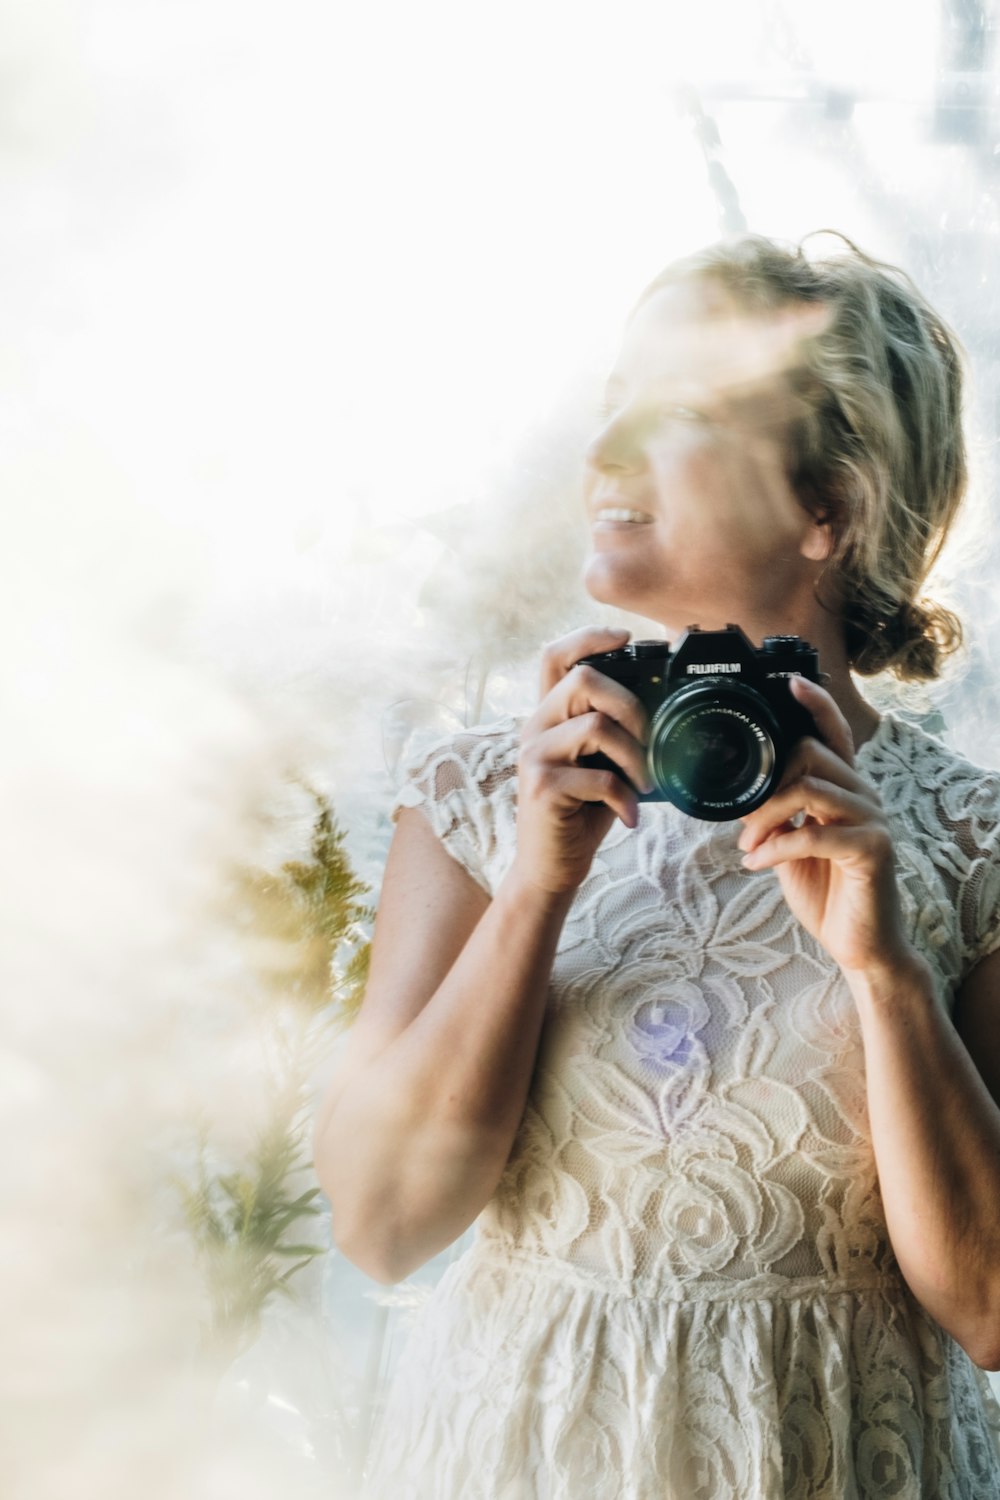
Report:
362,709,1000,1499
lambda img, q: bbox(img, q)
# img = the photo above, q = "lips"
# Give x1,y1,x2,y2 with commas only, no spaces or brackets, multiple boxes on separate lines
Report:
593,506,655,526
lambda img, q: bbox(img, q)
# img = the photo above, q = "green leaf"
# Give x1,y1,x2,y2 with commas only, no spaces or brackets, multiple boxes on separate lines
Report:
180,782,375,1364
276,1257,319,1283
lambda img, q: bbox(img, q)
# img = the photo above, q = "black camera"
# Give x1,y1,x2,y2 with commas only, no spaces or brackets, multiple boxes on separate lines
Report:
578,624,821,821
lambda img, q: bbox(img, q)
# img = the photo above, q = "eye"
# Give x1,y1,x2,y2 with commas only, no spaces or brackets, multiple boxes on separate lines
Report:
661,404,705,423
595,401,702,423
592,399,709,433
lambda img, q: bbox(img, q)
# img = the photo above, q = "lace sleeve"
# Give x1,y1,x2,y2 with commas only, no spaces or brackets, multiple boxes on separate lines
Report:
867,719,1000,987
390,716,521,897
951,768,1000,978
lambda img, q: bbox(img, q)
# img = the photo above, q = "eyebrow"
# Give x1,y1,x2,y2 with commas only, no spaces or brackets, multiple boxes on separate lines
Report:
601,374,705,406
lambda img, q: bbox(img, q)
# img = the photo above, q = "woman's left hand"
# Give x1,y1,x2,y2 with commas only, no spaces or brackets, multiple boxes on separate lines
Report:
736,676,912,975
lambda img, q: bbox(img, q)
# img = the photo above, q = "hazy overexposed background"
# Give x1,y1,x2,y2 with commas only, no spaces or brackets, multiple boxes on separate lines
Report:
4,2,1000,1496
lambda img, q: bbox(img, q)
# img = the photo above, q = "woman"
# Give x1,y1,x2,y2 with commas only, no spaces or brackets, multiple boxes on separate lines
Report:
313,232,1000,1498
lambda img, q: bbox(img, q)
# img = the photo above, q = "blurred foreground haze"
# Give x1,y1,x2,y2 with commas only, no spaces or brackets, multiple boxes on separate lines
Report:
5,1,1000,1495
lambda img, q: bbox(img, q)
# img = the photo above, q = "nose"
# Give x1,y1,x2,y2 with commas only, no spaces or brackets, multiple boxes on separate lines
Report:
584,407,647,473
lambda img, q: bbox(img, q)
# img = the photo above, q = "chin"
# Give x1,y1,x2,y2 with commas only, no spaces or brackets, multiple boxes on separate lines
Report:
582,556,700,635
582,554,655,615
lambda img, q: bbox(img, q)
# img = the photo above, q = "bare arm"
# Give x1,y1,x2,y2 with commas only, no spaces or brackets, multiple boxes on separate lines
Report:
312,625,650,1284
312,808,573,1283
737,675,1000,1369
840,946,1000,1370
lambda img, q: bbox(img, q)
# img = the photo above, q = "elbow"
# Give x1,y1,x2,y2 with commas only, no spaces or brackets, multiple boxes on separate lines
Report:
313,1106,490,1284
331,1231,396,1284
962,1328,1000,1373
962,1341,1000,1373
934,1291,1000,1372
958,1278,1000,1371
328,1181,475,1283
900,1250,1000,1371
314,1156,421,1284
332,1218,428,1286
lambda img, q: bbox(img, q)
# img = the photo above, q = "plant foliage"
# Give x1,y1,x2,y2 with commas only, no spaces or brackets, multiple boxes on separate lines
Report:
175,781,374,1371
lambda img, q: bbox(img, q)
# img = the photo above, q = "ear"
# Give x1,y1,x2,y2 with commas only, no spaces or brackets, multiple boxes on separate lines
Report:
800,515,834,562
791,472,838,564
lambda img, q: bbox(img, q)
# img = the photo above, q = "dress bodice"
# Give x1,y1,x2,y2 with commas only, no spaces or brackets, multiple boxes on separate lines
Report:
367,708,1000,1499
395,710,1000,1297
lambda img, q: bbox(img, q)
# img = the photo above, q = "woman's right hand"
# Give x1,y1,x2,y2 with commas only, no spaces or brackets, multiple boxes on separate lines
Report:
514,626,652,897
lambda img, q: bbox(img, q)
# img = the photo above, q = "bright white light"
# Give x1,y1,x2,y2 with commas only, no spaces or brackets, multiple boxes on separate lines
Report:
8,1,1000,1491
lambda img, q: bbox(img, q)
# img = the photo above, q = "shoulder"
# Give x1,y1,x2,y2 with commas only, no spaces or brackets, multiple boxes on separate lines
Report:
391,714,524,896
860,710,1000,833
394,713,523,808
862,711,1000,979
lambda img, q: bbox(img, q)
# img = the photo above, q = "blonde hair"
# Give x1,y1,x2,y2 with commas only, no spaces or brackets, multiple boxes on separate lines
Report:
631,231,967,682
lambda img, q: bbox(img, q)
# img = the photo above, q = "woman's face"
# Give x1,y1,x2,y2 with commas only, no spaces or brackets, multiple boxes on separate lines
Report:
581,276,832,641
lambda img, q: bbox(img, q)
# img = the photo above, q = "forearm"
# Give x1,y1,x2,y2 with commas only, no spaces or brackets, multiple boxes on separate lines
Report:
846,951,1000,1366
318,864,573,1281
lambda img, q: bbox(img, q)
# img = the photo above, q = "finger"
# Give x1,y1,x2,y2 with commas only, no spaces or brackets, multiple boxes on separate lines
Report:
741,820,892,871
738,779,877,854
539,712,654,796
546,764,641,829
788,675,855,767
774,734,875,802
539,627,631,697
536,661,649,747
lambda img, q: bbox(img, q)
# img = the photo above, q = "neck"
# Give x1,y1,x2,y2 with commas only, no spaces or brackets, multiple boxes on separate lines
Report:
787,593,882,750
818,656,882,751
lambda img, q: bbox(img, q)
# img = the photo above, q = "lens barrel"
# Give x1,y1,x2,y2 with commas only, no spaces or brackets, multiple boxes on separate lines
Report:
647,679,781,820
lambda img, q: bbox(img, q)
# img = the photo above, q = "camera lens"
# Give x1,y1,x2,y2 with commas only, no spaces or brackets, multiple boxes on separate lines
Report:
676,712,756,793
647,682,781,820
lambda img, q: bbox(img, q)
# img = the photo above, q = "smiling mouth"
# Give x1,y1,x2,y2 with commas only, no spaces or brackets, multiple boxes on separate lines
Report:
594,507,655,525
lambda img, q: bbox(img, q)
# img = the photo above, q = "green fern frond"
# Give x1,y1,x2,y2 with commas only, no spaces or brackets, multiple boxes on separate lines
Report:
177,784,375,1372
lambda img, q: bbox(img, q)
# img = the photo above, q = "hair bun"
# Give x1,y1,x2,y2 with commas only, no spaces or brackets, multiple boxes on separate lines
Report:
849,596,963,681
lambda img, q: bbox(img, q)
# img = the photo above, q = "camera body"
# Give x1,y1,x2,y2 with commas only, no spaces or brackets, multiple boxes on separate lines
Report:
578,624,821,821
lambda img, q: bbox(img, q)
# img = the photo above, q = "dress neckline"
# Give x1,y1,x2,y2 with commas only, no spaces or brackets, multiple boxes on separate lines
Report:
854,709,892,764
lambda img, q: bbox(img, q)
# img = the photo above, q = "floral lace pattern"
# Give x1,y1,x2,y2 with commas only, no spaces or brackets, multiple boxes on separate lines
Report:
365,710,1000,1498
